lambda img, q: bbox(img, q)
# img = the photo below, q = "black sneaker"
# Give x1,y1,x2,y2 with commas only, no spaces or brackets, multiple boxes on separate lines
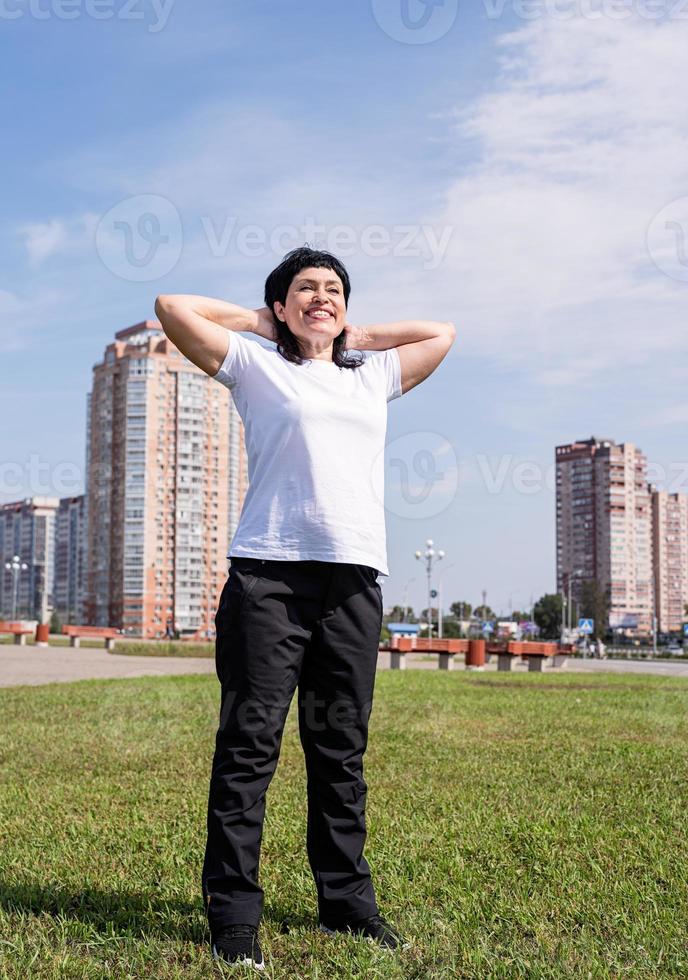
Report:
319,912,410,950
211,923,265,971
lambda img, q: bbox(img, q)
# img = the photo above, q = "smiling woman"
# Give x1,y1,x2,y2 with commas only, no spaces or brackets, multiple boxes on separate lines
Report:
153,246,455,970
262,250,357,367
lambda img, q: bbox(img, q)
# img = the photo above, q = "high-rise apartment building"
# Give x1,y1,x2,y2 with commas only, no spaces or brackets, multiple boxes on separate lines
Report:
0,496,59,621
53,494,86,625
555,439,597,604
556,436,653,635
651,489,688,634
84,320,248,638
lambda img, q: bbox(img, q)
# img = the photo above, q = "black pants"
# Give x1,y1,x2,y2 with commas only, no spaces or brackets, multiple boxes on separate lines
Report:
202,557,384,932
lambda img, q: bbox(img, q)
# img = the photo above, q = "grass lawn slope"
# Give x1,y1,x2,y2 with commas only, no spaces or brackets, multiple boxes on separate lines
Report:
1,670,686,978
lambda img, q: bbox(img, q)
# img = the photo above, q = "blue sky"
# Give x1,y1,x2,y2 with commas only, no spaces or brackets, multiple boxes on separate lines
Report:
2,1,687,617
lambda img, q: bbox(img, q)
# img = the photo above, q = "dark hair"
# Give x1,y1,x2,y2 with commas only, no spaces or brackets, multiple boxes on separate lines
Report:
264,246,364,369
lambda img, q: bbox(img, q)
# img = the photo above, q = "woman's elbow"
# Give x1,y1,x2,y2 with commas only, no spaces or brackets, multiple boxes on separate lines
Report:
155,294,171,316
155,294,177,333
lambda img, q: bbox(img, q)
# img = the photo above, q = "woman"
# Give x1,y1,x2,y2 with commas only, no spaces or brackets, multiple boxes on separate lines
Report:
155,247,455,970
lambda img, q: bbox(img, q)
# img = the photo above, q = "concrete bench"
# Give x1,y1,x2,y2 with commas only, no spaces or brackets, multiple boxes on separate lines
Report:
0,621,35,646
62,625,120,651
497,641,566,671
381,638,470,670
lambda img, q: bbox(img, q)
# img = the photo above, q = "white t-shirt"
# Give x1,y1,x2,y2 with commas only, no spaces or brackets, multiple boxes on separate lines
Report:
211,331,403,578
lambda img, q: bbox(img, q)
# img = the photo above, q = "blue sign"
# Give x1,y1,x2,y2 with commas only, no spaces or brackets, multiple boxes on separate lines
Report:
683,623,688,637
481,622,493,633
578,618,594,635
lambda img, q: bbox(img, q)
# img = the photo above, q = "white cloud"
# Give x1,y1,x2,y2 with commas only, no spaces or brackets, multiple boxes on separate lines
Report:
12,16,688,386
20,219,67,264
412,12,688,379
25,99,424,295
19,214,97,265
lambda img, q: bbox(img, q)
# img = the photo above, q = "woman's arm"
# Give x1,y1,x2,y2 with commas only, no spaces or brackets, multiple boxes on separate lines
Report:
154,294,277,377
343,319,454,352
343,319,457,396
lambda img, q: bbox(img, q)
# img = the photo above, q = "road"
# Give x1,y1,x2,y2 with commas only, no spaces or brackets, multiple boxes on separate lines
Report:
2,644,688,688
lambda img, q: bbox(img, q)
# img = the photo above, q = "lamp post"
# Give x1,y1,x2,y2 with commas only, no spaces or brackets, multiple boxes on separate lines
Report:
4,555,29,621
651,569,658,657
415,539,444,639
567,569,584,634
401,577,415,623
561,579,567,641
437,563,455,639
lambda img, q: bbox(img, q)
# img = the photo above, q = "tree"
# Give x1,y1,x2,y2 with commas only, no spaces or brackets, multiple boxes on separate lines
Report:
385,604,411,623
439,618,463,638
579,580,610,640
533,593,564,640
451,600,472,620
419,607,440,636
49,610,62,636
511,609,531,622
473,604,496,621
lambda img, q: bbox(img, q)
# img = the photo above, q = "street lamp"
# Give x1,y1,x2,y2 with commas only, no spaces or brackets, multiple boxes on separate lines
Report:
437,563,455,639
651,570,658,657
567,569,584,634
415,539,444,639
401,577,415,623
4,555,29,621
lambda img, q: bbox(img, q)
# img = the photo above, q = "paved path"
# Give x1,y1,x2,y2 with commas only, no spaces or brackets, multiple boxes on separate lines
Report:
538,656,688,678
2,644,688,688
0,646,217,688
379,653,688,677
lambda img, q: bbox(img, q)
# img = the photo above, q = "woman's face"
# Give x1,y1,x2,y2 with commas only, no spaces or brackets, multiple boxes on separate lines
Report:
273,266,347,345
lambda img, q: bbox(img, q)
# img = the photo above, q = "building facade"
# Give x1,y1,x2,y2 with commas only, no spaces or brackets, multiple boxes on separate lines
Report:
53,494,86,626
0,496,59,622
84,320,248,639
651,489,688,635
556,436,654,635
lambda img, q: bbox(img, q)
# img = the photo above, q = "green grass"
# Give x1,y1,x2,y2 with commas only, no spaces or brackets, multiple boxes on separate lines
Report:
105,641,214,658
1,671,686,978
0,637,112,650
0,636,215,656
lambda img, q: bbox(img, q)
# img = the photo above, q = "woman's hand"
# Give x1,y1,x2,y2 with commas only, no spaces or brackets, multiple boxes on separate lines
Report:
252,307,279,343
341,322,374,351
